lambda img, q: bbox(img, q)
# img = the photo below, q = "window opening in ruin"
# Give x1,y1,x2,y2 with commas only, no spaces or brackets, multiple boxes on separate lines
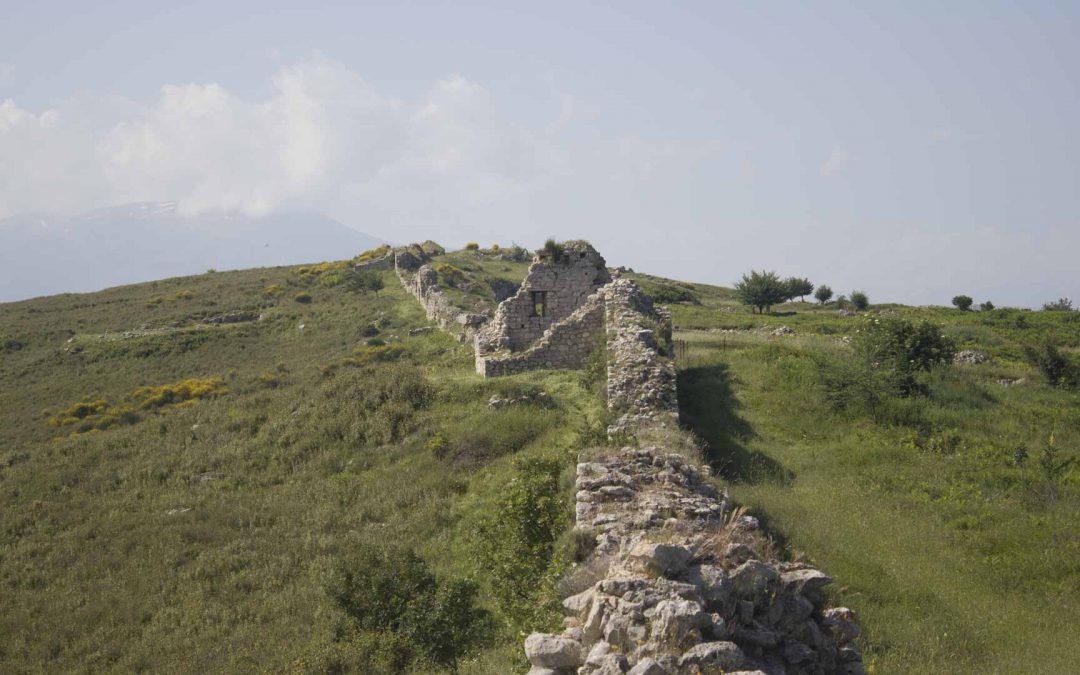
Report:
531,291,548,317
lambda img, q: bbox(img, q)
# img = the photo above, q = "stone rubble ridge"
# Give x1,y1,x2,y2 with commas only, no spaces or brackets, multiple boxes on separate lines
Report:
525,448,864,675
385,242,489,343
389,242,862,673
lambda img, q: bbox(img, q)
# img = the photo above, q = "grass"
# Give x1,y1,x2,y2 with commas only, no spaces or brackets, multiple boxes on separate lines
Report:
2,249,1077,673
672,296,1079,673
0,259,602,673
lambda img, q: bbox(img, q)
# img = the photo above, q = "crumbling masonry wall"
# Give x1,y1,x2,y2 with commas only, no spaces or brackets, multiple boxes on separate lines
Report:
390,241,861,673
475,241,611,355
392,243,488,343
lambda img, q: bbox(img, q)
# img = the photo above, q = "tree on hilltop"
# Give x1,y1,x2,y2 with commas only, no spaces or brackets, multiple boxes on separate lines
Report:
952,295,974,311
814,285,834,305
784,277,815,302
735,270,788,314
850,290,870,311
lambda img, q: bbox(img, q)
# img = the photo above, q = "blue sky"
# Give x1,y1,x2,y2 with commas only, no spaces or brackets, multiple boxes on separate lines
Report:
2,1,1078,305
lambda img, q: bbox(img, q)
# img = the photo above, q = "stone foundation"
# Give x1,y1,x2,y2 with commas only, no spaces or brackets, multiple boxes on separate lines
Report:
524,449,865,675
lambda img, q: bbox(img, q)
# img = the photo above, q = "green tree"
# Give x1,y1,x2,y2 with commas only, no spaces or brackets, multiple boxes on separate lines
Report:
979,300,995,311
952,295,974,311
784,277,815,302
850,290,870,311
814,284,834,305
476,456,566,628
734,270,788,314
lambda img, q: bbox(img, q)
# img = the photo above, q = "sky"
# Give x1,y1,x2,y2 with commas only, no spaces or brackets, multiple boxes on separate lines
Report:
1,0,1078,306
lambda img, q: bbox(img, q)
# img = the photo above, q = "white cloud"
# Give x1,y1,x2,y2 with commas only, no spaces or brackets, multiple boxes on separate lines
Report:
819,145,848,176
0,57,561,235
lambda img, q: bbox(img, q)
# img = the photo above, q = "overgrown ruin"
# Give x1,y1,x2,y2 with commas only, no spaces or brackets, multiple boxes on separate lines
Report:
389,240,864,675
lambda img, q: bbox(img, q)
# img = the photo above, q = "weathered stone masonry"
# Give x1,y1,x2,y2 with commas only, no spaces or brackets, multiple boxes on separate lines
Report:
391,241,861,673
387,242,488,343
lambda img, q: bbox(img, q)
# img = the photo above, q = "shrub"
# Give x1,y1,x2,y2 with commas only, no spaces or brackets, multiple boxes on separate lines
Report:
539,238,566,263
853,316,955,395
48,377,226,433
1043,297,1075,312
475,456,567,628
344,344,405,366
354,244,392,263
464,242,480,251
1,334,25,353
490,243,501,251
850,290,870,311
175,290,193,300
262,284,284,297
814,284,833,305
327,544,491,670
294,292,313,304
645,280,700,305
734,270,788,314
345,270,385,295
979,301,995,311
952,295,974,311
783,277,814,302
1025,341,1078,387
432,263,467,288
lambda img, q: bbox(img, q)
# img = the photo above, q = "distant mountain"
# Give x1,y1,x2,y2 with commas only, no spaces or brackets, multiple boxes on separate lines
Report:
0,203,386,302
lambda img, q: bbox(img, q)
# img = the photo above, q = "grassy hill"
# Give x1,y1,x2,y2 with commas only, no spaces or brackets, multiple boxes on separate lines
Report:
1,248,1078,673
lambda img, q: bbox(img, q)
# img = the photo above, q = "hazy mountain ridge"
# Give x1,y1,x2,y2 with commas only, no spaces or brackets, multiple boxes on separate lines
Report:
0,203,385,302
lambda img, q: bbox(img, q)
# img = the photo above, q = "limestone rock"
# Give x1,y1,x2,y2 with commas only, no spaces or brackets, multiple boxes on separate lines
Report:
676,641,746,672
523,633,584,669
626,657,667,675
626,542,691,578
731,560,779,600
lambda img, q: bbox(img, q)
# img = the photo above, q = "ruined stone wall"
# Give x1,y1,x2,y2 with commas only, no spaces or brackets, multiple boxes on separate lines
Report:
523,448,864,675
476,241,611,355
477,294,606,376
394,246,487,344
602,279,680,437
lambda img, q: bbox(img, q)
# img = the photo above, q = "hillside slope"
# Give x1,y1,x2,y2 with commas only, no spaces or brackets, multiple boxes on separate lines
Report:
0,203,385,302
1,247,1078,673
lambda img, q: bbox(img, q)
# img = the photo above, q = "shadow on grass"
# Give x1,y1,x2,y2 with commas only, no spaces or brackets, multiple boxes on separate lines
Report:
678,362,792,485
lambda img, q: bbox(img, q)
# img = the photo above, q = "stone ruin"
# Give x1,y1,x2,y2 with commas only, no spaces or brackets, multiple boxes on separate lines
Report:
388,240,862,674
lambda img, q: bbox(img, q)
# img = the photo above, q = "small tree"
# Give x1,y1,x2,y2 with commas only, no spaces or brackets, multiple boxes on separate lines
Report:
784,277,815,302
1043,297,1075,312
952,295,973,311
464,242,479,251
979,301,995,311
734,270,788,314
850,290,869,311
814,285,834,305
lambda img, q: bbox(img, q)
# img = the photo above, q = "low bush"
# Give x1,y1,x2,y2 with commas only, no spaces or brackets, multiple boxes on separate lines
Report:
344,344,405,366
433,263,467,288
294,292,313,304
327,544,491,671
1025,341,1078,387
48,377,226,433
1,333,25,353
475,456,568,629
